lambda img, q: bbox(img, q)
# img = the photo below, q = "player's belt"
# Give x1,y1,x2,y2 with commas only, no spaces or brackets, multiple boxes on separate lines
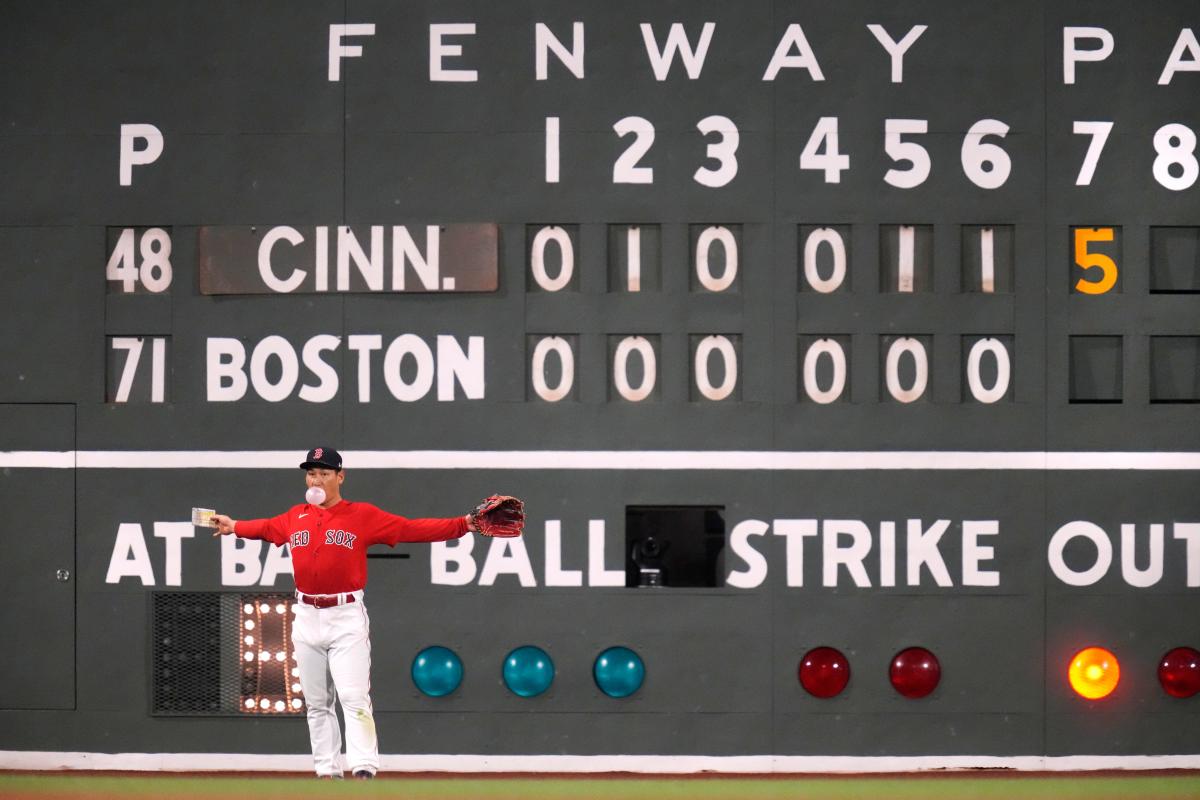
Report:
296,591,357,609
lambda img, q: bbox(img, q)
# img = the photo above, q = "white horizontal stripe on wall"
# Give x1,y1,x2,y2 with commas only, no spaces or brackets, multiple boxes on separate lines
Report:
2,450,1200,470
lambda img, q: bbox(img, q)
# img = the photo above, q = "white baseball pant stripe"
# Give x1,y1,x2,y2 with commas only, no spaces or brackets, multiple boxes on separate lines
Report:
292,592,377,777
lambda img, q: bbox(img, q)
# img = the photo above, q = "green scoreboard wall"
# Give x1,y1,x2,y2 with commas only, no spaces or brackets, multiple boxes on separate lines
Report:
0,0,1198,764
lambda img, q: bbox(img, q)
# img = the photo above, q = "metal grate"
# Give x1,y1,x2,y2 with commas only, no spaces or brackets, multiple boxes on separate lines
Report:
151,592,305,716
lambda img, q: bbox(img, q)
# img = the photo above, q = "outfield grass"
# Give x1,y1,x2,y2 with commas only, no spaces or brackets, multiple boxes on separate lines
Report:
3,774,1200,800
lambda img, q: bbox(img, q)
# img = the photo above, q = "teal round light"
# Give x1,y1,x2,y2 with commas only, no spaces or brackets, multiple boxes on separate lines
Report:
502,645,554,697
593,646,645,698
411,646,463,697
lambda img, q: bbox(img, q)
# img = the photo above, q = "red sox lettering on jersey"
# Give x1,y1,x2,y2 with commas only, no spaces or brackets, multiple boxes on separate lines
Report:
287,529,356,549
237,500,467,594
324,529,356,549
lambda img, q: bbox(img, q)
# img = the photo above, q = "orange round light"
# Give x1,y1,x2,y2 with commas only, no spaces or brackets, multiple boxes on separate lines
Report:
1068,646,1120,699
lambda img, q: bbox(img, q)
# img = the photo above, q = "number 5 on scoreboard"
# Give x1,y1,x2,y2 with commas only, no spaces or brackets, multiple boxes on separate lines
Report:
1073,227,1117,294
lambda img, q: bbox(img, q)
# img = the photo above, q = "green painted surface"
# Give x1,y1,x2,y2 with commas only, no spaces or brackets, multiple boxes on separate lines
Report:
2,775,1200,800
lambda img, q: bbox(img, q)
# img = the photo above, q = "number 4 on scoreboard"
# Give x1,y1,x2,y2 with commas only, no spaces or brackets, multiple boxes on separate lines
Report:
799,117,850,183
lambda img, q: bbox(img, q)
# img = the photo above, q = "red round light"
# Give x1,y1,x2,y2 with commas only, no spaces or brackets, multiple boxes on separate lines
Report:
798,647,851,698
889,646,941,699
1158,647,1200,699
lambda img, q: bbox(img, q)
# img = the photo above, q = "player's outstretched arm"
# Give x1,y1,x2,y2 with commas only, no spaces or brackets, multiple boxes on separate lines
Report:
210,514,238,537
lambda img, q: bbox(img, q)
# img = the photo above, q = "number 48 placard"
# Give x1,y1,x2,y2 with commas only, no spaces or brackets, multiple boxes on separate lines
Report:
105,227,173,293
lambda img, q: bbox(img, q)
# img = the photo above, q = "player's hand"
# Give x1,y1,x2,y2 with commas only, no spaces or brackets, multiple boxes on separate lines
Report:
210,514,237,537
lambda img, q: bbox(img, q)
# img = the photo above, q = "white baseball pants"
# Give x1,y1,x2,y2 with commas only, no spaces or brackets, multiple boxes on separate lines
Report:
291,591,378,777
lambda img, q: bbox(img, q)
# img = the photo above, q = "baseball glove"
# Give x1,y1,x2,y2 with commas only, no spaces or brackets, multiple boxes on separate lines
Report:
469,495,525,538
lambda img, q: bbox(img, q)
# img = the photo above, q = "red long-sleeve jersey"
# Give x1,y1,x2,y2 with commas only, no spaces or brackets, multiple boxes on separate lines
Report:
235,500,467,595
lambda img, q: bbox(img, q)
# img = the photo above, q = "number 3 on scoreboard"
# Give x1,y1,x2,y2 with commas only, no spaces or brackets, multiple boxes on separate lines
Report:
1073,227,1117,294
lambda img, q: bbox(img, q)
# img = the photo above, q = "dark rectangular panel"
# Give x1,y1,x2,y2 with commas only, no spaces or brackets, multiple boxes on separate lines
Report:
0,228,98,403
1150,336,1200,402
625,505,726,587
1069,335,1123,403
0,404,74,710
1151,227,1200,293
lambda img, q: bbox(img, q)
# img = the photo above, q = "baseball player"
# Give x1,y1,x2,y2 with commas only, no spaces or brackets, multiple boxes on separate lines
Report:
208,446,522,780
